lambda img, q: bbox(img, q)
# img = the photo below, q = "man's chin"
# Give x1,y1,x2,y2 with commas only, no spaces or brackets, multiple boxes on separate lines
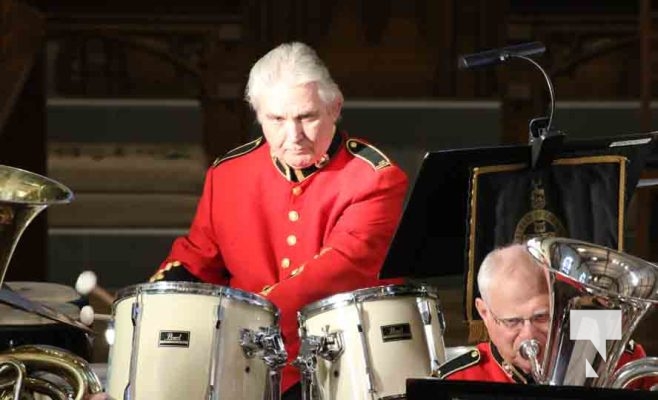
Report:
514,353,545,376
285,157,315,169
513,358,533,375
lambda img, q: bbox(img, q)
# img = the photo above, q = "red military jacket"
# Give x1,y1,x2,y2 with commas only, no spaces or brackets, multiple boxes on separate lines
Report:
152,131,408,392
440,341,655,390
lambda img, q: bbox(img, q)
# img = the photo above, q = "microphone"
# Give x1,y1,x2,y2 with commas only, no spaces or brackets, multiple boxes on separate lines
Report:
458,41,546,70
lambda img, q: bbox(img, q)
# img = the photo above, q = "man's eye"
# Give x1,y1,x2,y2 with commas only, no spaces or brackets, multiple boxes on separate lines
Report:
532,313,550,323
502,318,523,328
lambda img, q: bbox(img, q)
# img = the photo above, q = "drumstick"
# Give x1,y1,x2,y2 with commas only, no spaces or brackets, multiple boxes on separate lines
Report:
75,270,116,306
79,305,112,326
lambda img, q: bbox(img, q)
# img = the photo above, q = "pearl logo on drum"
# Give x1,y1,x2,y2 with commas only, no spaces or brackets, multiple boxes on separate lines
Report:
381,323,412,343
158,331,191,347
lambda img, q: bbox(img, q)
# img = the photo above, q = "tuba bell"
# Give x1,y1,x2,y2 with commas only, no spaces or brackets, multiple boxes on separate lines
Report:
0,165,103,398
0,164,74,287
520,237,658,388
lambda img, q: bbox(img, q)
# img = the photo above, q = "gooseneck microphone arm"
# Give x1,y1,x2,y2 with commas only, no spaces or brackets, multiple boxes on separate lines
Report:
500,52,556,138
458,41,563,169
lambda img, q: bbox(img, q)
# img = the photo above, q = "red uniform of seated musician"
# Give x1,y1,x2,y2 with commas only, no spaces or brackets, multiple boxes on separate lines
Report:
438,243,657,390
148,42,408,399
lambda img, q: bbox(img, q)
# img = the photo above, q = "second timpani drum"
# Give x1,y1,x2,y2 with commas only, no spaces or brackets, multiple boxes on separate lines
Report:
295,284,447,399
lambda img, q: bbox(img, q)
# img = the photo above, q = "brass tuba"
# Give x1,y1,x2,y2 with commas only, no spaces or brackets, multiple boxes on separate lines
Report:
0,165,103,398
0,164,74,287
520,237,658,388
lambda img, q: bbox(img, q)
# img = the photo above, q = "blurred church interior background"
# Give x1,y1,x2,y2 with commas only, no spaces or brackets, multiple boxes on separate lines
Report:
2,0,658,358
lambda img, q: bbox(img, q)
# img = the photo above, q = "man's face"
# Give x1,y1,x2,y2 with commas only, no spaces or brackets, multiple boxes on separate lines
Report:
476,285,550,374
257,82,341,169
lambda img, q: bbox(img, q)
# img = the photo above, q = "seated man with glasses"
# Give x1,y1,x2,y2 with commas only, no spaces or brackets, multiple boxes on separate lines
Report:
437,243,650,387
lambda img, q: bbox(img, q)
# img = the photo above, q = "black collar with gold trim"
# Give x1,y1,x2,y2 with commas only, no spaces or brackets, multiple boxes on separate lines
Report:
434,346,481,379
490,342,535,384
272,131,343,183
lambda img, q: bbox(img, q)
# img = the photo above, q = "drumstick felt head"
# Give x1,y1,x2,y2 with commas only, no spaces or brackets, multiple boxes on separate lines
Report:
75,270,97,296
80,305,95,326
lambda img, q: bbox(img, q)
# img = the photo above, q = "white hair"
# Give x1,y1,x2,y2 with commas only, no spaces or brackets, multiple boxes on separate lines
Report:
477,248,500,305
477,243,546,304
244,42,343,113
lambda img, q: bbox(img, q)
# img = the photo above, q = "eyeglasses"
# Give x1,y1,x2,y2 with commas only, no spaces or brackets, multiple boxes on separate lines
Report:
487,305,550,330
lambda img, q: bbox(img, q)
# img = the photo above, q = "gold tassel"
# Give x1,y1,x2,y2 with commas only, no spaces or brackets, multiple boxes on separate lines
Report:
467,320,489,344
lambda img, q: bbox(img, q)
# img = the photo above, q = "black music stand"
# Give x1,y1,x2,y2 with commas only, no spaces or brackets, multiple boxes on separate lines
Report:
406,379,658,400
380,132,657,280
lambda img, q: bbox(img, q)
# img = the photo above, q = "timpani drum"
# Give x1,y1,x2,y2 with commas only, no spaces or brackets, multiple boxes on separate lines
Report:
106,281,287,400
4,281,81,305
295,284,446,400
0,281,91,360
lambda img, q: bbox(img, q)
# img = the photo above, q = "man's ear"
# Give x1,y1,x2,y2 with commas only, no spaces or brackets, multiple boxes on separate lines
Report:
329,99,343,121
475,297,488,320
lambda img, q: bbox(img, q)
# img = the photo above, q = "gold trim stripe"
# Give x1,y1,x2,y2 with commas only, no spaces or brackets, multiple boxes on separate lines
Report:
213,137,263,167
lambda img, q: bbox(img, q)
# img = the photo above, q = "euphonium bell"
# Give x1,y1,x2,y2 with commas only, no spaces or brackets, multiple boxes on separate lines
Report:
0,164,73,287
0,345,103,400
521,237,658,388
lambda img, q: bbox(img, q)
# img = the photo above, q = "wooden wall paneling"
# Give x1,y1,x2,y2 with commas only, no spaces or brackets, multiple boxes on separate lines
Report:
0,0,12,59
359,0,390,45
640,0,652,132
0,51,47,281
0,0,47,281
46,9,255,161
429,0,457,97
199,38,255,162
0,0,44,132
475,0,506,98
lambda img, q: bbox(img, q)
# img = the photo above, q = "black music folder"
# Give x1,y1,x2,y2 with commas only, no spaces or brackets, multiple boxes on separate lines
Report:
406,379,658,400
379,132,656,336
381,132,655,279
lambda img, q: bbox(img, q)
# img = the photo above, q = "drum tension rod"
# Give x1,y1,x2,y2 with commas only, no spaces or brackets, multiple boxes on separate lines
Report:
239,327,287,369
293,329,344,400
417,298,442,375
354,301,377,395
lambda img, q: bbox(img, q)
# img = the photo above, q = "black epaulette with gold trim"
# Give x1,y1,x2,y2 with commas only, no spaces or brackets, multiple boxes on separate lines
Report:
434,348,481,379
212,137,264,167
625,339,636,354
345,138,392,170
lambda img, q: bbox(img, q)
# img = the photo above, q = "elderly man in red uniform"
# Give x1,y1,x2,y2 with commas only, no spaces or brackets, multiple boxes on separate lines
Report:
437,243,655,390
146,42,408,399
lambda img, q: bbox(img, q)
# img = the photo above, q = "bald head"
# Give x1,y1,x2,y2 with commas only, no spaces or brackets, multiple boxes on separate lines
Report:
475,243,552,374
477,243,548,304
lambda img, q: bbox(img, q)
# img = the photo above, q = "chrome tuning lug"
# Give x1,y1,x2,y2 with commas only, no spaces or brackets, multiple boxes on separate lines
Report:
239,327,288,370
317,330,344,362
293,335,324,375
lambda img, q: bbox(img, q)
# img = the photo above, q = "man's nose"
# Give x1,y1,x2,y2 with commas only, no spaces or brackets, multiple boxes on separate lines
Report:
518,320,540,339
284,119,303,140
